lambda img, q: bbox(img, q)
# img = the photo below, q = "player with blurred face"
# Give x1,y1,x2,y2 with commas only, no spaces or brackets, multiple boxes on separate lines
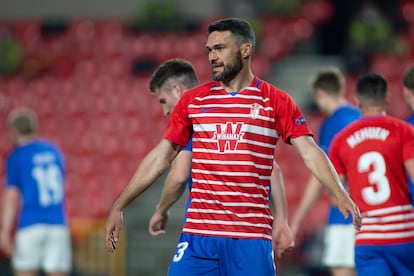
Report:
291,68,361,276
0,108,72,276
402,65,414,203
330,73,414,275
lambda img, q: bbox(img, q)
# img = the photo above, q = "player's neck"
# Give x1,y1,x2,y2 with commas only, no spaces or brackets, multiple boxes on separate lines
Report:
219,68,254,93
16,135,35,146
362,106,386,117
409,101,414,113
328,97,347,115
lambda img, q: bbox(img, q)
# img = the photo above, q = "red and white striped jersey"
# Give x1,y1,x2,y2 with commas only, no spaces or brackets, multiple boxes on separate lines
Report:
329,115,414,245
164,77,312,240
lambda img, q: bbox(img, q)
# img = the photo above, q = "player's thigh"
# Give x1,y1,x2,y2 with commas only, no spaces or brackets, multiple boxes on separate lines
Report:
322,224,355,268
168,234,220,276
220,238,276,276
383,242,414,275
355,245,392,276
12,225,44,271
42,226,72,273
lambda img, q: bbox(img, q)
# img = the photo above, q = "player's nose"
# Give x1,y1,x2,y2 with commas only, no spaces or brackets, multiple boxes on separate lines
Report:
163,107,171,116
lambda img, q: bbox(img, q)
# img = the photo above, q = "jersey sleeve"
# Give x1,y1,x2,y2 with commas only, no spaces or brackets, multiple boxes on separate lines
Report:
163,93,193,147
5,154,19,188
275,91,313,143
328,135,345,176
318,122,329,153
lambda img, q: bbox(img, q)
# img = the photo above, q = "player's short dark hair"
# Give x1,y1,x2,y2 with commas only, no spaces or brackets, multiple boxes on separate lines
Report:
8,107,37,135
149,58,199,93
357,73,387,106
208,18,256,49
402,65,414,92
312,67,345,96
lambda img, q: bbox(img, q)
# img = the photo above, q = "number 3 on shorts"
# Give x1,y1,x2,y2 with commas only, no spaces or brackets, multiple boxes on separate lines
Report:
173,242,189,262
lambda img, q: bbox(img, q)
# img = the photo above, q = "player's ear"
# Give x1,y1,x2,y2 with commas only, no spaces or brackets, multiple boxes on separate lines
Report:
240,43,252,59
172,84,184,98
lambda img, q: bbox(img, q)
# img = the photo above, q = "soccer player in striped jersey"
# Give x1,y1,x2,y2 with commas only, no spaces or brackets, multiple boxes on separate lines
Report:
291,68,361,276
329,73,414,275
146,59,294,259
105,18,361,276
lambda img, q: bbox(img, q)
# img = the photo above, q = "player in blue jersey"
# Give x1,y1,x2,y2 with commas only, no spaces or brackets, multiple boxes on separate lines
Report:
291,68,361,276
402,65,414,203
402,65,414,124
146,58,294,259
0,108,71,276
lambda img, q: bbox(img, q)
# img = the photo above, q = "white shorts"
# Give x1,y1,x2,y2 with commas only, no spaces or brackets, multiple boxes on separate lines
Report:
13,224,72,272
322,224,355,268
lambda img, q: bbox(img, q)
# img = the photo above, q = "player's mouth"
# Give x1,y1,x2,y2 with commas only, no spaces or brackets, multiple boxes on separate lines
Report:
211,63,224,72
211,61,223,68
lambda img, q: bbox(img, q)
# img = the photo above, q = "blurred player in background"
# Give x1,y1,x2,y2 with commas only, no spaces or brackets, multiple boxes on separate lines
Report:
402,65,414,203
291,68,361,276
0,108,72,276
403,65,414,125
146,58,294,259
105,18,360,276
329,73,414,275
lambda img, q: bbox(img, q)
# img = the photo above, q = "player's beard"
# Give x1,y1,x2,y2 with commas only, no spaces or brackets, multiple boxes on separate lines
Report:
211,51,243,82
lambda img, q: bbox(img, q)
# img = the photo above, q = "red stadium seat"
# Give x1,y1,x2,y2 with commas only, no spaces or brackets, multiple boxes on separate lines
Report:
300,0,333,24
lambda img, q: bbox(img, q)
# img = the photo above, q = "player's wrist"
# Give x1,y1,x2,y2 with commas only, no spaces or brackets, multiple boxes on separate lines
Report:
155,203,169,216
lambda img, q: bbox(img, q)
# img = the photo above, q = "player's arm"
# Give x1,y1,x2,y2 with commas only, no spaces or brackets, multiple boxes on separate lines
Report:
270,161,294,258
149,150,192,236
327,174,347,207
291,135,361,230
290,175,324,238
0,186,19,256
105,139,182,252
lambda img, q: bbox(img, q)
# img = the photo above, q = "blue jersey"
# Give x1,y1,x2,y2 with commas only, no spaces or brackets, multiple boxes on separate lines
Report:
5,139,67,229
182,138,193,191
406,113,414,204
320,105,361,224
407,113,414,125
182,137,193,221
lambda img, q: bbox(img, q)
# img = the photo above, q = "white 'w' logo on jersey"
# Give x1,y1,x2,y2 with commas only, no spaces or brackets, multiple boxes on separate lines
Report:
213,122,244,153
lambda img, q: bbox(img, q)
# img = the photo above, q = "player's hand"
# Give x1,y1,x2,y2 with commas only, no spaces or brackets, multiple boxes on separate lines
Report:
105,209,123,253
337,193,361,231
148,211,169,236
272,219,295,259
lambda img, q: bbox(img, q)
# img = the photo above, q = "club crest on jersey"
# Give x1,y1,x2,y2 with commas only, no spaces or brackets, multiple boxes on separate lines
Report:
250,103,261,119
213,122,244,153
